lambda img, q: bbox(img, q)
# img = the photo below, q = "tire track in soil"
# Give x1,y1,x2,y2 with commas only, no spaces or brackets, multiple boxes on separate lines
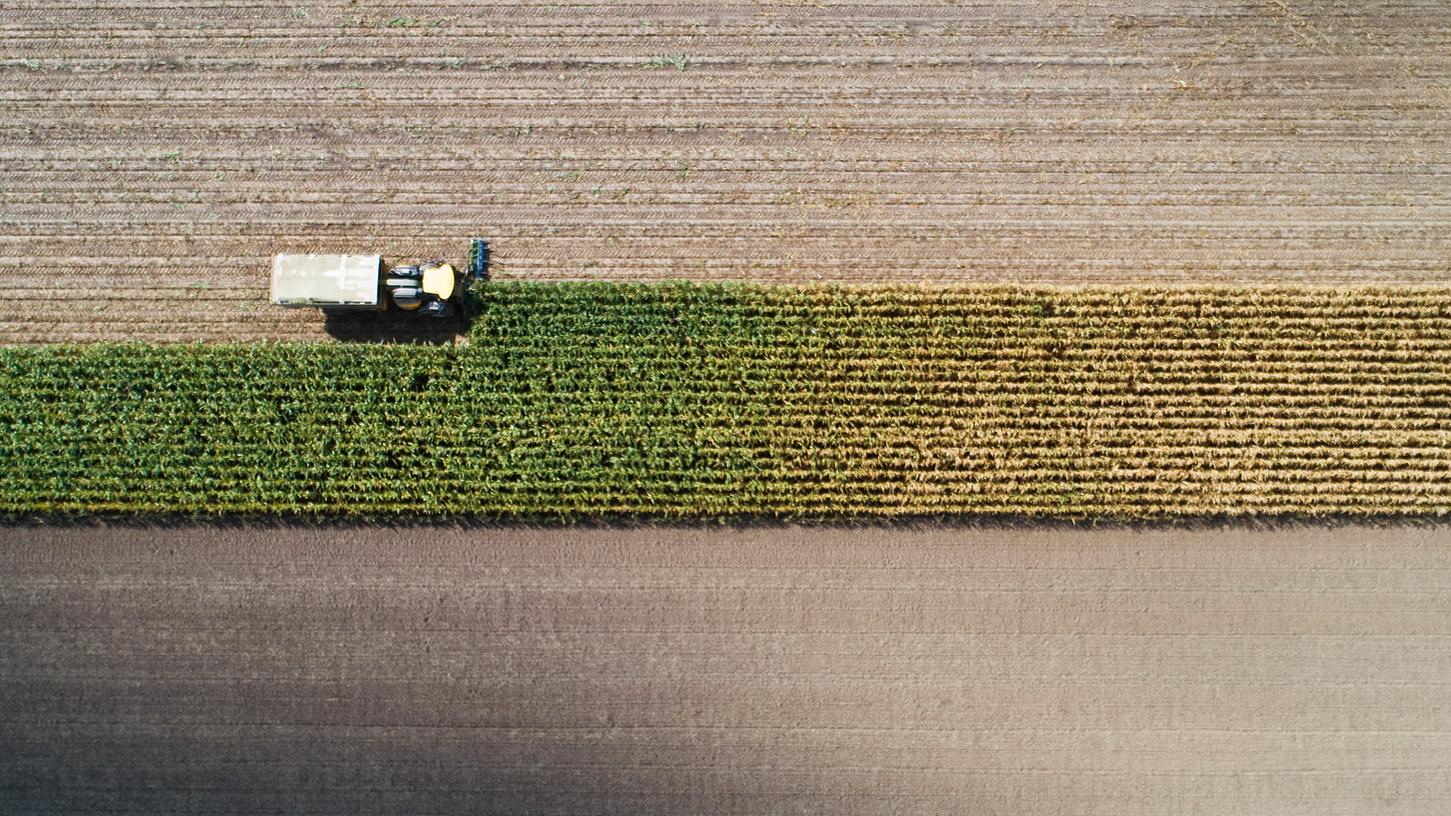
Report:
0,1,1447,341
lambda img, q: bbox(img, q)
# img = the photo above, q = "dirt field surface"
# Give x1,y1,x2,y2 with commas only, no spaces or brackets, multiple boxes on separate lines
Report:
3,523,1450,814
1,1,1448,342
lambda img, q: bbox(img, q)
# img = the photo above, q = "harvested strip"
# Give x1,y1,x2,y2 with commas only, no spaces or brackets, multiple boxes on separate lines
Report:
3,1,1451,343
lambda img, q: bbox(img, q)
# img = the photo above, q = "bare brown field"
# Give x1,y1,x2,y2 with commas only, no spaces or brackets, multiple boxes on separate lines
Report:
3,523,1451,814
1,1,1448,341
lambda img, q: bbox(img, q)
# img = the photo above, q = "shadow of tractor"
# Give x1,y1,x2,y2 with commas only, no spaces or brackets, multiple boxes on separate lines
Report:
322,309,471,345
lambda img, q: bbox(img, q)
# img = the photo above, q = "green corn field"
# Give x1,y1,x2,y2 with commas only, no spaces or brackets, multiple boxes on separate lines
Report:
3,283,1450,519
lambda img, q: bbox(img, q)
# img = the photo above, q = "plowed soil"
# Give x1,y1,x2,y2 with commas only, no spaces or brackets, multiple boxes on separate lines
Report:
2,2,1448,341
3,523,1451,814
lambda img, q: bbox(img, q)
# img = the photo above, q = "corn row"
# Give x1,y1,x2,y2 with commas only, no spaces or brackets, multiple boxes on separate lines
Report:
2,283,1449,519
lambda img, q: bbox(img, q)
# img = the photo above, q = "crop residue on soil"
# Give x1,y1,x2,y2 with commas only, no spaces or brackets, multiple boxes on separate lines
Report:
2,1,1448,342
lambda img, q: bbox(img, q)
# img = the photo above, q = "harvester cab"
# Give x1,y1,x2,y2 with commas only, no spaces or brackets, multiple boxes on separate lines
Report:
270,238,489,318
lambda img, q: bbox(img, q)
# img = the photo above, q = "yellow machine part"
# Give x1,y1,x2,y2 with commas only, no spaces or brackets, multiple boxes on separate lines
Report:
421,263,455,300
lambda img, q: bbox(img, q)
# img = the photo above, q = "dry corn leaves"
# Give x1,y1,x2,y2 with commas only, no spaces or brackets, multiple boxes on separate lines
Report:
2,284,1449,519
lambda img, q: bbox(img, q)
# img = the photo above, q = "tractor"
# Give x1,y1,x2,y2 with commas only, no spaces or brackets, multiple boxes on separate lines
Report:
270,238,489,318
